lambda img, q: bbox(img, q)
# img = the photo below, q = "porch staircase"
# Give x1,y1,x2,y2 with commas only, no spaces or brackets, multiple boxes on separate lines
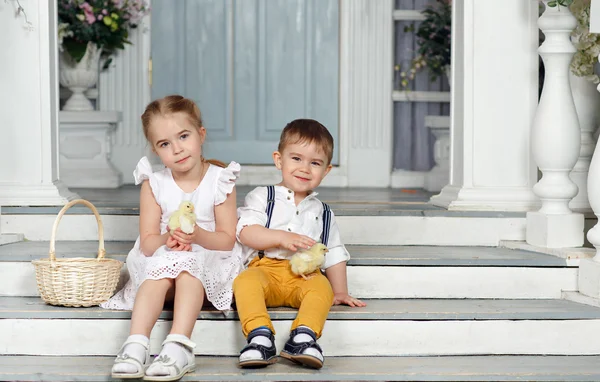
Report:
1,188,600,381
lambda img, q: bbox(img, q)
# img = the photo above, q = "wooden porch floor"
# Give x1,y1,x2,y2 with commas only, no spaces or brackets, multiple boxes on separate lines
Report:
2,186,525,217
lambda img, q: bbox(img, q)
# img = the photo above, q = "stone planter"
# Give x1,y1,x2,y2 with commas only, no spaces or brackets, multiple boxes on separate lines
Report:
424,115,450,192
59,42,102,111
59,111,123,188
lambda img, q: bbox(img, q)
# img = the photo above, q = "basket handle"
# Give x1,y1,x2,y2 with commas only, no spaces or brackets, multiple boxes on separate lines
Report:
49,199,105,262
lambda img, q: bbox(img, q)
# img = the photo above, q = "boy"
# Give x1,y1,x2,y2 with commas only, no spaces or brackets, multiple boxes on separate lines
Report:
233,119,366,369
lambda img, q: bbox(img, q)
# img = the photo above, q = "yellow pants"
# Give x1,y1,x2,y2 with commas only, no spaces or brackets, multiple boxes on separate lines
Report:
233,256,334,338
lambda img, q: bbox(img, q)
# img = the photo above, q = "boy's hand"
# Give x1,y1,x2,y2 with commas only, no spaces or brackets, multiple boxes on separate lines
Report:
277,231,316,252
333,293,366,307
167,228,192,252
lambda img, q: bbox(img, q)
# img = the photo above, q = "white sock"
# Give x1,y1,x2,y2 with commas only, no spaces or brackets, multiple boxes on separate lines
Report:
146,334,191,377
294,326,323,362
239,328,273,362
112,334,149,374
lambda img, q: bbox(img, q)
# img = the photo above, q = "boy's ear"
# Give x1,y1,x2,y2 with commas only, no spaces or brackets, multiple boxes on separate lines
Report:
273,151,282,169
324,163,333,176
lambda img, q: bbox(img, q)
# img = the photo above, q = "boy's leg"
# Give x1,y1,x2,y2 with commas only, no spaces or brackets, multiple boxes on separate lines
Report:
145,271,202,379
233,266,278,335
288,273,334,337
280,273,334,369
233,263,284,367
112,278,173,378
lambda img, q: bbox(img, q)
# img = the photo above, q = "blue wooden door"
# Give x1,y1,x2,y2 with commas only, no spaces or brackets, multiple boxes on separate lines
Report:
151,0,339,165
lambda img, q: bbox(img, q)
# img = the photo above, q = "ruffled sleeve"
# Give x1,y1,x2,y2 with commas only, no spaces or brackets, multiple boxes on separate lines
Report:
133,156,160,201
215,161,241,206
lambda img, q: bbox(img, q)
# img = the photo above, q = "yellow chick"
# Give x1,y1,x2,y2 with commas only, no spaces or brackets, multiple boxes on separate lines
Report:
168,201,196,234
290,243,329,280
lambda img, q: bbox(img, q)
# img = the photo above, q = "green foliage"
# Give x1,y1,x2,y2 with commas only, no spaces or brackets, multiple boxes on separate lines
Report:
57,0,149,65
547,0,574,7
398,0,451,89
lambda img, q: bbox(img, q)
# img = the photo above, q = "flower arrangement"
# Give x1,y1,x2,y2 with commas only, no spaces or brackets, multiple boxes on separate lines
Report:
569,0,600,83
57,0,149,67
547,0,573,6
396,0,451,89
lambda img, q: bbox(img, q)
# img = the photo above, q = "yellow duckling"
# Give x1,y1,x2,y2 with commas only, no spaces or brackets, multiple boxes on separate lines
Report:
290,243,329,280
168,201,196,234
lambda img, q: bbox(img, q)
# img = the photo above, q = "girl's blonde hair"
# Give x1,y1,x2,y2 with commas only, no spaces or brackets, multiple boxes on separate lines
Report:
141,95,226,168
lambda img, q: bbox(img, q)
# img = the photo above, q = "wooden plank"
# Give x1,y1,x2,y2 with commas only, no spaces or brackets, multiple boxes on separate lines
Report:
3,318,600,356
2,297,598,320
0,242,569,267
4,355,600,381
392,9,425,21
393,90,451,103
1,262,575,298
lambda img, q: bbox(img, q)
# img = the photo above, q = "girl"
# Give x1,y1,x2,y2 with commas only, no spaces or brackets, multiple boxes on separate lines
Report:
102,95,242,381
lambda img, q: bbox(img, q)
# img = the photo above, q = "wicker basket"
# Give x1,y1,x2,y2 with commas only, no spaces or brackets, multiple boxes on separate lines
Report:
32,199,123,307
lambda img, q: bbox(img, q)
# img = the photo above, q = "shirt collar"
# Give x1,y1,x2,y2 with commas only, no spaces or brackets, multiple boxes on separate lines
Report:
275,185,319,200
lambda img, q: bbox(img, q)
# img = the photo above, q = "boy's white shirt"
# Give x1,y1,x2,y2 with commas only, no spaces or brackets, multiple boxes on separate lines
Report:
236,185,350,269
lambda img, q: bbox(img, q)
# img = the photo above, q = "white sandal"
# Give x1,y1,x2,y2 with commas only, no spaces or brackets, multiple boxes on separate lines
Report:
143,334,196,381
111,337,151,379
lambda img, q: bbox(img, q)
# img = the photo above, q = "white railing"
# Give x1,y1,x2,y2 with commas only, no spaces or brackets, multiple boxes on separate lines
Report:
526,1,584,248
585,0,600,261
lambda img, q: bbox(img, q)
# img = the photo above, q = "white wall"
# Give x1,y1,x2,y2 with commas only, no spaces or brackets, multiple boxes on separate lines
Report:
0,0,76,205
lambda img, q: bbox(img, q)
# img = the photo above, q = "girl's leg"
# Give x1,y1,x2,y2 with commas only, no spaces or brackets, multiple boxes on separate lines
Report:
112,278,174,377
145,272,203,379
171,271,205,337
130,278,175,336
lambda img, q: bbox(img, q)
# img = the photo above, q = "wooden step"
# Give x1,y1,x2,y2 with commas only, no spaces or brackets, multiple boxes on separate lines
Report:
2,297,600,357
1,212,526,245
3,355,600,381
1,186,526,245
0,243,577,299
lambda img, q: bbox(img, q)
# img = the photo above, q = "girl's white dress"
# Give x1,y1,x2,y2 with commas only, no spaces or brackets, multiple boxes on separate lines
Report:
100,157,243,311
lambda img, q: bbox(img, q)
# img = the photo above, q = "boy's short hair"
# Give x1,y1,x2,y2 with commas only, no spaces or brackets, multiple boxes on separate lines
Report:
278,119,334,164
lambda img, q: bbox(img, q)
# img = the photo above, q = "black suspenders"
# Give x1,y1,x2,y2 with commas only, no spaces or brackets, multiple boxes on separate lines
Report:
257,186,331,259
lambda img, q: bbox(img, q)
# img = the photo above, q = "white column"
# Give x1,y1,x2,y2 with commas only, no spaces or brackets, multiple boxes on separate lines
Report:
430,0,540,211
340,0,393,187
0,0,78,206
98,21,151,179
526,1,583,248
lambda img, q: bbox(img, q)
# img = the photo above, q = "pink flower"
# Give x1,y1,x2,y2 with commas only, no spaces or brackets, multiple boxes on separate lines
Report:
79,2,96,24
79,2,92,12
102,9,108,15
85,11,96,24
97,14,104,20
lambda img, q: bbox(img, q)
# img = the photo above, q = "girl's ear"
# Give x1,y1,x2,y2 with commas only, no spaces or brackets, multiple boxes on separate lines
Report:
272,151,282,170
198,126,207,144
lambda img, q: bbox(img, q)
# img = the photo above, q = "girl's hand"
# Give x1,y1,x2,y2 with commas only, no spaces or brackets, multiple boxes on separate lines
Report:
167,228,192,252
333,293,367,308
278,231,316,252
170,227,193,244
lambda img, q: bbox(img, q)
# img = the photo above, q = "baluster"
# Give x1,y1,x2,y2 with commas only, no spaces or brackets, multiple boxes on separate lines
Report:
569,73,600,211
526,1,584,248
